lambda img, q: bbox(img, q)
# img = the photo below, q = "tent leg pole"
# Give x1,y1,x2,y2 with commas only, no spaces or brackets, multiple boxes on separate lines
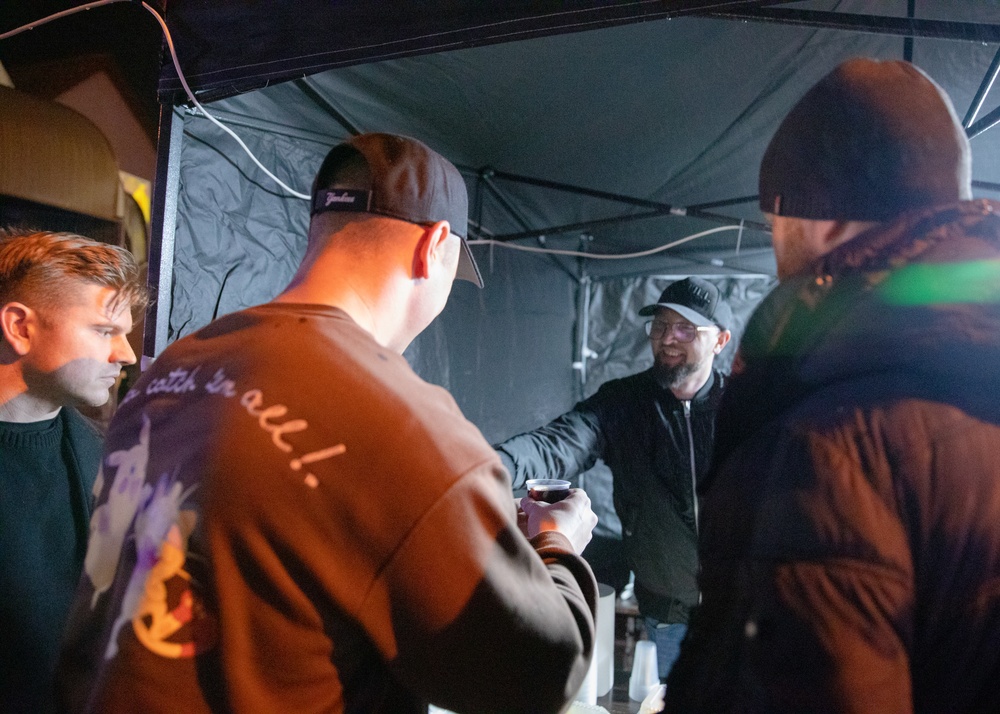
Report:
573,274,593,398
903,0,915,62
572,233,595,398
144,105,185,365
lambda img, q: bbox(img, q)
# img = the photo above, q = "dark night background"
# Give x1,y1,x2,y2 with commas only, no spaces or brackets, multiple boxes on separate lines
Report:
1,0,164,141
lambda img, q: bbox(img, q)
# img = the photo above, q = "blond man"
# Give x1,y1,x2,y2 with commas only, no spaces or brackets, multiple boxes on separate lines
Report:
0,230,145,714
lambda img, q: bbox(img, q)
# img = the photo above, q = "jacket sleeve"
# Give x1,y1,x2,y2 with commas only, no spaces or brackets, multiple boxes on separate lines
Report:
372,459,598,714
494,400,605,491
665,420,915,714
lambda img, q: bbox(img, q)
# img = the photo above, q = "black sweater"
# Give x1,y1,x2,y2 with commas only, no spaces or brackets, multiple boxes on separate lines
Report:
0,409,101,714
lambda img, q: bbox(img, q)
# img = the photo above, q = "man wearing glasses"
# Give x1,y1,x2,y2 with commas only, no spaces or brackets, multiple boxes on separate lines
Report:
496,277,731,679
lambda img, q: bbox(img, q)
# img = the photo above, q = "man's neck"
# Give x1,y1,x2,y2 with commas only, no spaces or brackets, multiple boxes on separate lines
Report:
0,395,61,423
272,247,418,354
0,370,60,422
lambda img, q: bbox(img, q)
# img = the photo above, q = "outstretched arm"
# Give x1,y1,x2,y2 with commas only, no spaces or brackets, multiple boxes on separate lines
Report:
495,407,604,490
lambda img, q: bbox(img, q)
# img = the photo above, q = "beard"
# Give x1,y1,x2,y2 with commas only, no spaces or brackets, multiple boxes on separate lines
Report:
653,359,699,388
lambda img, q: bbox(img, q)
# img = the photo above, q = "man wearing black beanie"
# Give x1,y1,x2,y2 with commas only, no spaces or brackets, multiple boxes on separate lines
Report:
664,58,1000,713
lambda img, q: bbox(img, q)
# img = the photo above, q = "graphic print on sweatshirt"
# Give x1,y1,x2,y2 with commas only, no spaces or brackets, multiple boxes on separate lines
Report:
82,413,216,659
81,362,351,661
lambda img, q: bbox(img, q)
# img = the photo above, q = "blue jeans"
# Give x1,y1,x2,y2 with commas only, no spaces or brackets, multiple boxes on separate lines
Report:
643,618,688,680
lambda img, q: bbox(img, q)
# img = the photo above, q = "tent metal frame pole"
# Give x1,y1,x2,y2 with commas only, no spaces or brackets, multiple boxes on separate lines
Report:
485,168,767,240
643,248,775,278
964,46,1000,129
573,273,593,396
292,77,362,136
967,105,1000,140
488,167,670,210
144,105,185,362
495,207,675,242
492,206,768,242
491,167,759,215
973,179,1000,193
480,173,535,232
902,0,915,62
703,8,1000,42
688,195,758,210
480,173,578,281
471,160,753,213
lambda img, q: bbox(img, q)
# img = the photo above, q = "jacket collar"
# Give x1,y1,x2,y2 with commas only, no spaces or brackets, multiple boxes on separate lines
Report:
715,199,1000,467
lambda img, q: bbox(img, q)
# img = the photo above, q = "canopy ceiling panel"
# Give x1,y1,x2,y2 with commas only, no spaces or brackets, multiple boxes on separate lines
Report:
158,0,797,103
190,0,1000,285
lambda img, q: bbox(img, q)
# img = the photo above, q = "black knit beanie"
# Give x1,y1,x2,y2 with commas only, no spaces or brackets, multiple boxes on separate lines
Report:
759,58,972,221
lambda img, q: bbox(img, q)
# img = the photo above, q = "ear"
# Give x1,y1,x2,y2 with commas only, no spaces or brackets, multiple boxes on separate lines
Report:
412,220,451,280
0,302,35,357
712,329,732,355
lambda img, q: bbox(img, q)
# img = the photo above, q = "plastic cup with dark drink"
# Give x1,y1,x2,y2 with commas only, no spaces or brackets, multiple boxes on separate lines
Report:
526,479,572,503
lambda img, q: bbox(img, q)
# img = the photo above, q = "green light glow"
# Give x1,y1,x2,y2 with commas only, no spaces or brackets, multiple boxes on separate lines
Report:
879,260,1000,306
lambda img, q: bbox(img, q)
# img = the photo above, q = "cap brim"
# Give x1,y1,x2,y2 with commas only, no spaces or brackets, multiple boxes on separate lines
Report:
638,302,715,327
456,237,483,288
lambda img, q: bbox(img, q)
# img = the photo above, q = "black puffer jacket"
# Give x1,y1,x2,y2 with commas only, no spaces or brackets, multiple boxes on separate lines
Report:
497,368,725,623
665,200,1000,713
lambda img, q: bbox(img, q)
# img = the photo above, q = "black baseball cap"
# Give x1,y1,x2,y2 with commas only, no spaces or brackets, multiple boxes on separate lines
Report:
639,277,731,330
311,133,483,288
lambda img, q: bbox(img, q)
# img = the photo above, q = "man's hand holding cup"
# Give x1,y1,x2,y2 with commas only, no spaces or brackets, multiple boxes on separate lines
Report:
519,481,597,554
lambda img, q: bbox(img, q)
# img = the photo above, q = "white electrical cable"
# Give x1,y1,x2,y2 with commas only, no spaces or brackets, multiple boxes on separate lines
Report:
467,224,742,260
140,2,310,200
0,0,121,40
1,0,311,200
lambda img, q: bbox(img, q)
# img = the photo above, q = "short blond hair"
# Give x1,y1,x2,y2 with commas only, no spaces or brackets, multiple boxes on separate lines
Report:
0,230,148,317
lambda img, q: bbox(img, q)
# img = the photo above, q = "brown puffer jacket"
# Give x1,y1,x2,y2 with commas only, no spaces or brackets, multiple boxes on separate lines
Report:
665,200,1000,714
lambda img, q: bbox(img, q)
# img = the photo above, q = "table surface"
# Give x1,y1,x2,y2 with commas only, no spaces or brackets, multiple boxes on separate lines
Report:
596,689,642,714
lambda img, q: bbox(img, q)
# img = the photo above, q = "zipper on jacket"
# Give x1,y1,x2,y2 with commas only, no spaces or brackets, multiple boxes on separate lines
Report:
683,399,699,535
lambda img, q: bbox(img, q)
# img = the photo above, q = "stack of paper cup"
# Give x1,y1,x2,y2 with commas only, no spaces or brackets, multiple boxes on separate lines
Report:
595,584,615,697
638,683,667,714
629,640,659,701
574,649,598,705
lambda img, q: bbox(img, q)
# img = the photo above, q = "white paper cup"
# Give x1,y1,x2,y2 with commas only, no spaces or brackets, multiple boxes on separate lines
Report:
596,583,616,697
574,650,598,705
629,639,659,701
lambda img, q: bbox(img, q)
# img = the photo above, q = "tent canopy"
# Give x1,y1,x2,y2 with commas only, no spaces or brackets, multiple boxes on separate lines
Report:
154,0,1000,274
158,1,798,103
148,0,1000,443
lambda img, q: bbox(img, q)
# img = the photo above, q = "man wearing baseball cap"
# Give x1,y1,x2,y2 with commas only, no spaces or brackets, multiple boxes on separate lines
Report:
58,133,598,714
665,59,1000,713
497,276,732,679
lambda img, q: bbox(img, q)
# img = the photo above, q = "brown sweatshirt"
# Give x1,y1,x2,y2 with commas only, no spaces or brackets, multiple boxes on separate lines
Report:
58,303,596,714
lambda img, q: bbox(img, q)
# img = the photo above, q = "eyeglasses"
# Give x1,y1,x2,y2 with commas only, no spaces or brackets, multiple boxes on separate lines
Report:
644,320,715,343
